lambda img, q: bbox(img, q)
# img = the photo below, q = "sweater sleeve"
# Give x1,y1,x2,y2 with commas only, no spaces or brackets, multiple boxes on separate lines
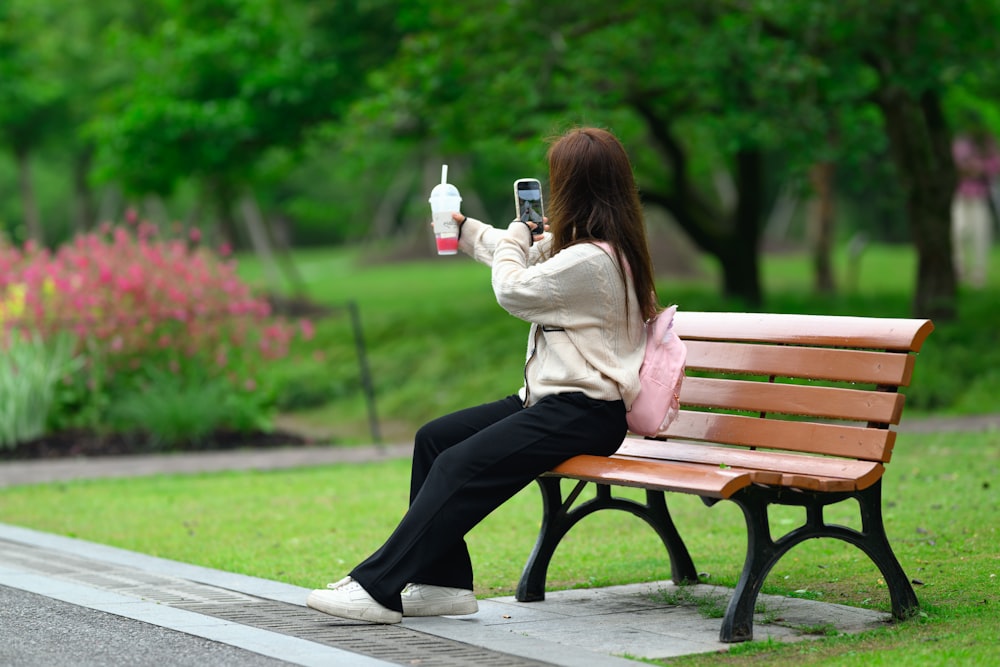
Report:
458,217,550,267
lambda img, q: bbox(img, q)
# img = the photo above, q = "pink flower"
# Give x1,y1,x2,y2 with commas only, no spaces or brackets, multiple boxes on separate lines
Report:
5,218,308,390
299,319,315,341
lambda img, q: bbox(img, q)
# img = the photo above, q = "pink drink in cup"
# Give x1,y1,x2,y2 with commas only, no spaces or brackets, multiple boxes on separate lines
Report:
429,165,462,256
435,235,459,254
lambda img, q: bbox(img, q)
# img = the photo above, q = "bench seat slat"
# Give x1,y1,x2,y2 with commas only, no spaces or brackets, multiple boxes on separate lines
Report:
680,376,905,424
773,473,857,492
617,439,884,482
546,455,751,499
684,340,916,386
615,439,885,491
662,411,896,461
673,312,934,352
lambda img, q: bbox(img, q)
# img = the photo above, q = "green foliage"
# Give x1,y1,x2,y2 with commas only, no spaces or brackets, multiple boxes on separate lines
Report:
340,0,1000,314
1,221,305,449
7,1,1000,308
92,0,403,196
0,331,81,449
0,0,69,152
107,367,271,449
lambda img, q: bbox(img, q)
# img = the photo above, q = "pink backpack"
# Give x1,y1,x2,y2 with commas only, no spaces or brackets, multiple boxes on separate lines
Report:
628,303,687,436
594,243,687,437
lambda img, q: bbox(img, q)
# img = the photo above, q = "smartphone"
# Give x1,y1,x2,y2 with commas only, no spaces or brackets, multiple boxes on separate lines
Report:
514,178,544,225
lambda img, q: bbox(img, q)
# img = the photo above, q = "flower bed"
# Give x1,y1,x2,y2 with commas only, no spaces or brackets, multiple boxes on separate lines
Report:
0,216,312,451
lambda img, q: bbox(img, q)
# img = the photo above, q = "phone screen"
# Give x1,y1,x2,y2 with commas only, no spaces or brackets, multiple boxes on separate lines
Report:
516,180,544,224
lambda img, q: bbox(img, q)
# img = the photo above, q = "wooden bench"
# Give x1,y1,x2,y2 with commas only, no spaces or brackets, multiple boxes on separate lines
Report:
516,312,934,642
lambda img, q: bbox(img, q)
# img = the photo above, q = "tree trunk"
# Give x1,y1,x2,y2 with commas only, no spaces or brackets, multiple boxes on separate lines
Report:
16,147,44,245
371,163,416,240
143,195,170,229
210,180,241,249
634,104,766,307
239,191,308,297
239,192,284,291
808,161,836,294
72,148,97,233
878,89,957,321
726,149,765,307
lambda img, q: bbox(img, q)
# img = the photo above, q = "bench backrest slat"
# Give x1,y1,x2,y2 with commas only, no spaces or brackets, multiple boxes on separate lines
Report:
684,340,917,386
672,312,934,352
665,411,897,461
680,376,906,424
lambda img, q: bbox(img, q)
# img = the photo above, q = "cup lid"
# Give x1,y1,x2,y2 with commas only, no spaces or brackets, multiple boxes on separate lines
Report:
429,183,461,198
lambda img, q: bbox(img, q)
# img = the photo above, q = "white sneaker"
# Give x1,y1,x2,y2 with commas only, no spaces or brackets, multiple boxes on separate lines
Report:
307,576,402,624
401,583,479,617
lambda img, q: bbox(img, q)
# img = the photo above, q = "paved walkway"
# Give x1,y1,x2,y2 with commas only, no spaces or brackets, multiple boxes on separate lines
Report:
0,523,891,666
2,414,995,665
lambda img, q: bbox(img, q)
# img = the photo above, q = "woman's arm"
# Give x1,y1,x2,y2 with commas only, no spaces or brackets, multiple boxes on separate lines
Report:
458,215,549,267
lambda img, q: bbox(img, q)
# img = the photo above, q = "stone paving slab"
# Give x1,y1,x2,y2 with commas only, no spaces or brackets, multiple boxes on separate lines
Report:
412,581,891,661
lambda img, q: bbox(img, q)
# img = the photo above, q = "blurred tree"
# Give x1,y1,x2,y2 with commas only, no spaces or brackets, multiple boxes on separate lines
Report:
770,0,1000,319
355,0,1000,318
0,0,69,244
93,0,402,253
349,1,849,306
56,0,158,233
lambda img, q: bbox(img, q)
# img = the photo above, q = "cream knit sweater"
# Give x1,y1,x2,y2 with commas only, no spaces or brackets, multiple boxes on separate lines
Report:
458,217,645,408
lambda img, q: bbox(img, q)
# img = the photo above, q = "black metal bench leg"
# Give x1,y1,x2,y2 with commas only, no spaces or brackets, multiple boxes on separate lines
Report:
517,479,700,602
855,481,919,620
517,477,576,601
721,488,778,642
644,490,699,584
721,482,919,642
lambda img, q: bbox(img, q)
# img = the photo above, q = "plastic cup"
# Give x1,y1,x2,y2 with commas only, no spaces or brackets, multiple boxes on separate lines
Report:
428,165,462,255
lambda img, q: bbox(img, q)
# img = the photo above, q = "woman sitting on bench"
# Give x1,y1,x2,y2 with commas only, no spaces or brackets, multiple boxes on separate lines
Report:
306,126,661,623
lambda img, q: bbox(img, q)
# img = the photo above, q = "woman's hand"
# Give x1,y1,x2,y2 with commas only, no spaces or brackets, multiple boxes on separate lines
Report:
529,216,549,243
509,216,547,246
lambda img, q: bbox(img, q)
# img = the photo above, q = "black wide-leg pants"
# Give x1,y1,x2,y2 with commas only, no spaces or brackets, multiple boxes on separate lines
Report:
350,392,627,612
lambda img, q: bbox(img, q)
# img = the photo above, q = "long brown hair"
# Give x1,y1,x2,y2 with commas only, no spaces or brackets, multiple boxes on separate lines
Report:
544,127,659,321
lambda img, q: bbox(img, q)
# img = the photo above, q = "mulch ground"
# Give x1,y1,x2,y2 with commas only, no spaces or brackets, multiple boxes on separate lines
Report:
0,429,310,461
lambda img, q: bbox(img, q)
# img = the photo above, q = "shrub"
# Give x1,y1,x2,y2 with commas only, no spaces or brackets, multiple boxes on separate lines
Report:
0,281,84,449
107,366,272,449
0,217,311,448
0,330,82,450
